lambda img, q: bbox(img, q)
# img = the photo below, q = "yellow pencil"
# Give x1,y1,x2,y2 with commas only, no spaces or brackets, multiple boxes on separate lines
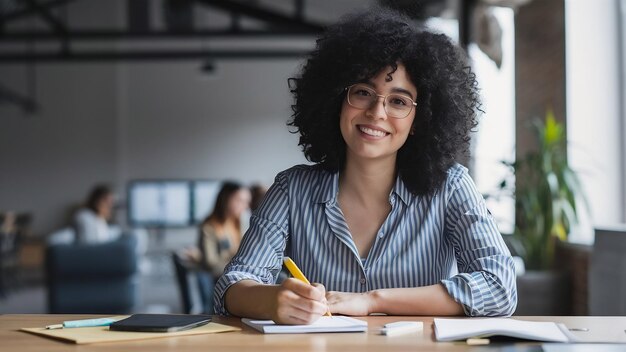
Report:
283,257,332,316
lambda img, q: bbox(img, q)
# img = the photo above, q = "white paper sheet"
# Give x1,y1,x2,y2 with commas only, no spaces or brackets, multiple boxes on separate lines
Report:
242,316,368,334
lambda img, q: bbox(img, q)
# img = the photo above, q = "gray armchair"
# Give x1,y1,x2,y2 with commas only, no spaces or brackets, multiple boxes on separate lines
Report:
46,235,138,314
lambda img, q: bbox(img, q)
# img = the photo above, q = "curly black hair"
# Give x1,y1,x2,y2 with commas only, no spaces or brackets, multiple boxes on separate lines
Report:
288,7,480,196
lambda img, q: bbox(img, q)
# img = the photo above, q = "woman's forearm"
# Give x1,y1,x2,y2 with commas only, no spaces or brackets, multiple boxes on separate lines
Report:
224,280,280,319
368,284,464,316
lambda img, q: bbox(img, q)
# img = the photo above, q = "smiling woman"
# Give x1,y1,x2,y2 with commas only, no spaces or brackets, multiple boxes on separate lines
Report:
339,65,417,166
214,6,517,324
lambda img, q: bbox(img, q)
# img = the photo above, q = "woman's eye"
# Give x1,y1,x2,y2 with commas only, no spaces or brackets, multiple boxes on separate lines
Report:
389,96,409,106
354,89,372,96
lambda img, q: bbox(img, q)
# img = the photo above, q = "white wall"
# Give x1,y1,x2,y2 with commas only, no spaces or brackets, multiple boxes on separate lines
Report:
0,57,309,235
1,59,309,235
119,60,306,185
566,0,624,234
0,63,119,234
0,0,315,238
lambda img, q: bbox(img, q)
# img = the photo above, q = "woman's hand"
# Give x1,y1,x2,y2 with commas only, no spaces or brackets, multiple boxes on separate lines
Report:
326,291,376,316
269,279,329,325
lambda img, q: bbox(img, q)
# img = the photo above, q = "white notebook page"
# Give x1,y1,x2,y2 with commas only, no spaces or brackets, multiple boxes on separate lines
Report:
434,318,574,342
242,316,368,334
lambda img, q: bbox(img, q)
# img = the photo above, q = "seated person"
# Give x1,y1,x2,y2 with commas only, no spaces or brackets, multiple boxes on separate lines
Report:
240,183,268,233
249,184,268,212
0,211,19,296
214,8,517,324
198,182,251,278
73,184,118,244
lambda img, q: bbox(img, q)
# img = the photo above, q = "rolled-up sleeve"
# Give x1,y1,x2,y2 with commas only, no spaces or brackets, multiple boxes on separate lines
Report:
439,168,517,316
213,172,291,315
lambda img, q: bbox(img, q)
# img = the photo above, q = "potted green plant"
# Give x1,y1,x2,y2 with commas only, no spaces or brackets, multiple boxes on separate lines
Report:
498,109,589,314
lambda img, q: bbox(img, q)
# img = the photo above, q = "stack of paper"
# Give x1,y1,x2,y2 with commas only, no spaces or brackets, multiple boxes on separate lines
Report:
434,318,577,342
242,316,367,334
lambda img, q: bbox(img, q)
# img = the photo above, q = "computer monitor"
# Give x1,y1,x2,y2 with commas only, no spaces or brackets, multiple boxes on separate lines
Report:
192,180,222,224
127,180,192,227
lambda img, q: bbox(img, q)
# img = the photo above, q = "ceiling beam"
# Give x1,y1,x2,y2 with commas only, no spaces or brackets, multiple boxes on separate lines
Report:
24,0,67,36
194,0,324,32
0,0,321,62
0,49,312,62
1,0,75,23
0,28,320,41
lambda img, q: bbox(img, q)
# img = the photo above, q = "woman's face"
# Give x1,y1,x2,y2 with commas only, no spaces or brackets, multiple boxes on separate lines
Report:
227,189,251,219
97,193,114,220
339,63,417,164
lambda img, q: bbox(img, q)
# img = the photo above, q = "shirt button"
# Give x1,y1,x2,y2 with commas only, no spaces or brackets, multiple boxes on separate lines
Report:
378,232,384,238
360,278,366,285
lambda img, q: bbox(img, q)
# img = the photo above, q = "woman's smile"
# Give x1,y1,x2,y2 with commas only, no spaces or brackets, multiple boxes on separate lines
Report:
357,124,390,139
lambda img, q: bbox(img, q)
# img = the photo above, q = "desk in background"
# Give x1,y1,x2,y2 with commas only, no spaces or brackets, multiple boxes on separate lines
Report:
1,315,625,352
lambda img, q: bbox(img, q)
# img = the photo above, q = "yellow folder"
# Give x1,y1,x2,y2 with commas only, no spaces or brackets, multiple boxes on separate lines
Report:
20,316,240,345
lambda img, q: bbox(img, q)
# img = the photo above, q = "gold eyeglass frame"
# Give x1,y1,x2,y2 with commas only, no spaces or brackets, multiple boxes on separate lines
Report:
345,84,417,119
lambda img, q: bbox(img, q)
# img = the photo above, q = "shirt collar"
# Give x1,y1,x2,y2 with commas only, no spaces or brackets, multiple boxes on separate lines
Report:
312,170,412,206
392,173,412,206
312,169,339,204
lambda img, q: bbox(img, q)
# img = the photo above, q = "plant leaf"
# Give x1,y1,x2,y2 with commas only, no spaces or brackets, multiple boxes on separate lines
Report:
544,109,563,145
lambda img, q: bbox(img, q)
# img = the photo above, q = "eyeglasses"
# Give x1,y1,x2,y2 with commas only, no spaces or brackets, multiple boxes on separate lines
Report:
345,83,417,119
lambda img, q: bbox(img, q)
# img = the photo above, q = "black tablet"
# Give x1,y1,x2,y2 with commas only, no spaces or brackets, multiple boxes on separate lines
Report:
109,314,211,333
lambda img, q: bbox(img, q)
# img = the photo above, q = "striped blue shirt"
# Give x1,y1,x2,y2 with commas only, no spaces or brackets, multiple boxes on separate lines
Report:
214,163,517,317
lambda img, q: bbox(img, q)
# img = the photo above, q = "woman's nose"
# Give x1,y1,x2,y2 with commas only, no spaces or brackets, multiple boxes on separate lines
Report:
366,96,388,119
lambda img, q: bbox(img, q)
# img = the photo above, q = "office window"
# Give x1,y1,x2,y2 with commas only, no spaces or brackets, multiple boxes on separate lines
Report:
424,16,459,43
566,0,624,241
621,0,626,223
470,7,516,234
425,7,515,234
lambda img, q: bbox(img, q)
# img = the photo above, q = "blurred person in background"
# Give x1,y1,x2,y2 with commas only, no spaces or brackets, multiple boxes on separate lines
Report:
198,182,251,278
249,184,268,212
73,184,117,244
0,211,18,296
239,183,268,233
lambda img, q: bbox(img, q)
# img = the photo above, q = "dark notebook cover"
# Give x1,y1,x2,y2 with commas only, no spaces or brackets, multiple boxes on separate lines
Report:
109,314,212,333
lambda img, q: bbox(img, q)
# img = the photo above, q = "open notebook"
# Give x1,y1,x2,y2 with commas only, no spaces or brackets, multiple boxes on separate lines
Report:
242,316,367,334
434,318,579,343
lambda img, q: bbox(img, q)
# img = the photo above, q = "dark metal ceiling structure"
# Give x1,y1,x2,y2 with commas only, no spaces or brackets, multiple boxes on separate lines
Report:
0,0,329,62
0,0,469,63
0,0,461,112
0,0,338,111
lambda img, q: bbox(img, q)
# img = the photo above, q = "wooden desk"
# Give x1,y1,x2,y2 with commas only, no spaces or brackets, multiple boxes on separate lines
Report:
1,315,625,351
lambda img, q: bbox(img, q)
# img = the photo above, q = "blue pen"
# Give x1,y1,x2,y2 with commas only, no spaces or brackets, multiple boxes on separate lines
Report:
45,317,117,330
